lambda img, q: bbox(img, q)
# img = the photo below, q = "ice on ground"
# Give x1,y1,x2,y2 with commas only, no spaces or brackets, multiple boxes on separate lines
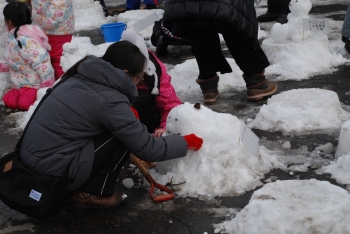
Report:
213,179,350,234
249,88,350,133
153,102,285,197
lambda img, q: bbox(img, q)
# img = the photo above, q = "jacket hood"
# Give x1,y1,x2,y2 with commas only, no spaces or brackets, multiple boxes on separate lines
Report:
77,56,138,104
7,24,51,51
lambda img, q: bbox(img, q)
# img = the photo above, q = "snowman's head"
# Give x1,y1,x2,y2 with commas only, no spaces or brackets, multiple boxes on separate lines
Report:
289,0,312,17
166,102,203,136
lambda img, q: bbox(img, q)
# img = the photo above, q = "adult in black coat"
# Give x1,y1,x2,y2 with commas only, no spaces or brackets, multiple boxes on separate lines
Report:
257,0,291,24
163,0,277,104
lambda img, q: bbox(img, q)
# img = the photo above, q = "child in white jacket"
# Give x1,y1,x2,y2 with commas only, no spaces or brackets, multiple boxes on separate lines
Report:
3,2,55,111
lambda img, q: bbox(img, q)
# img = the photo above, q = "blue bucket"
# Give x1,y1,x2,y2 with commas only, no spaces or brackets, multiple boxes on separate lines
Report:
100,22,127,43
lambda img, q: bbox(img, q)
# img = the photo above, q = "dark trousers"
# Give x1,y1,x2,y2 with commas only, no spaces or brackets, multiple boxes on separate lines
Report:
79,132,129,196
267,0,291,15
189,22,270,79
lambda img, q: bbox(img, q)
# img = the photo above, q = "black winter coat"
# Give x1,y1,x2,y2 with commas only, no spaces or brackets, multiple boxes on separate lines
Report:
163,0,258,45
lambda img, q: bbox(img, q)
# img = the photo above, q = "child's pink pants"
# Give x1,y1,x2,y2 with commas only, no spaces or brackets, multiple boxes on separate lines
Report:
47,34,73,80
3,87,37,111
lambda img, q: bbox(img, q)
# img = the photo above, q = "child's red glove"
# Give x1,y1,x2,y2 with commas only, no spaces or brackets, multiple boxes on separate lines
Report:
130,107,140,120
183,134,203,151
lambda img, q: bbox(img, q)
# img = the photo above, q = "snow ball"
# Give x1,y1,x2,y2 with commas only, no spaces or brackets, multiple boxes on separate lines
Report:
122,178,134,189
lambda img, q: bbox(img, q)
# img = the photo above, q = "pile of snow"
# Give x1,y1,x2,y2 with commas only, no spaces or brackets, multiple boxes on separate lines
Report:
118,9,164,37
61,37,111,72
249,88,350,133
169,59,246,95
73,0,117,31
214,179,350,234
152,102,285,197
322,153,350,185
263,33,348,81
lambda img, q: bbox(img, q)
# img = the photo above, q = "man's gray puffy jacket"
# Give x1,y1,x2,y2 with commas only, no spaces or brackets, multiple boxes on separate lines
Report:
20,56,188,192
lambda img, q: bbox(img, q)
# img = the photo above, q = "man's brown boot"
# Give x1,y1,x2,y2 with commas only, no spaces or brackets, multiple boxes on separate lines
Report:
71,191,126,209
244,72,277,101
196,76,220,105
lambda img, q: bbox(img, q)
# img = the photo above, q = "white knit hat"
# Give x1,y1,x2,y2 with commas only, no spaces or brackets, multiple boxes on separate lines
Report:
121,28,159,95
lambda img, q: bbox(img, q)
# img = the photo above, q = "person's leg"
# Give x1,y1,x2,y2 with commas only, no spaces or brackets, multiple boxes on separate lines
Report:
126,0,141,10
267,0,290,15
342,4,350,53
3,89,20,110
190,27,231,79
47,35,73,80
144,0,157,9
95,0,111,16
17,87,38,111
79,132,129,196
72,132,128,208
219,25,277,101
189,26,232,104
257,0,290,24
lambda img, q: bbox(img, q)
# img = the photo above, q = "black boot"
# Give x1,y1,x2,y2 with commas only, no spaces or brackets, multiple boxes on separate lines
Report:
243,71,277,101
342,36,350,53
196,76,220,105
257,12,279,23
276,14,288,24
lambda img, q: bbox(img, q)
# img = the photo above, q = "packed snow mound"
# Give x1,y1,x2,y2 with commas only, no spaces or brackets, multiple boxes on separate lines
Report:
214,179,350,234
73,0,117,31
169,59,246,95
322,153,350,185
61,37,111,72
249,88,350,133
118,9,164,37
153,102,284,197
263,33,347,80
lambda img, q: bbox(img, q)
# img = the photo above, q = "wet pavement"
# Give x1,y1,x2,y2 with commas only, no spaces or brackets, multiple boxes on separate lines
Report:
1,2,350,234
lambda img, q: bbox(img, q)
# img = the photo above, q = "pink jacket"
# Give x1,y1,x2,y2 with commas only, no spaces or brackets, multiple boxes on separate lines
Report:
17,24,51,51
137,51,182,131
5,25,55,89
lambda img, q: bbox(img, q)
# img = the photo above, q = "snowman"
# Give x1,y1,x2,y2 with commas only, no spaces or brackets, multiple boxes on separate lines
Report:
154,102,281,197
271,0,313,43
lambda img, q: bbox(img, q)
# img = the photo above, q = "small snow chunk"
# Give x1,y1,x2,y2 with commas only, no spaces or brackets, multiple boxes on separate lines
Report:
282,141,291,149
122,178,134,189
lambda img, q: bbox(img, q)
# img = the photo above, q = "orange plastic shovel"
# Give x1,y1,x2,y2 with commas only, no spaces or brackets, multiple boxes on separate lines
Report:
130,154,174,202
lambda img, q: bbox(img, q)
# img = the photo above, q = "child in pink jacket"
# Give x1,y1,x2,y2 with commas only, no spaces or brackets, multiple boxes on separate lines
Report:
121,29,182,137
3,2,55,111
31,0,74,80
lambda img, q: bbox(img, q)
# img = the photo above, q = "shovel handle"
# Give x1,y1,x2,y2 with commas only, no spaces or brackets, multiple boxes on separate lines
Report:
130,154,150,176
130,154,175,202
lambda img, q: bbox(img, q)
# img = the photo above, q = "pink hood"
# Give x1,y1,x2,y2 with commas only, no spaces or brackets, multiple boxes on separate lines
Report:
7,24,51,51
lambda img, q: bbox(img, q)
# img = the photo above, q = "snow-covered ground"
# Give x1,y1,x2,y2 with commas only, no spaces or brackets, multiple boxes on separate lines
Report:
1,0,350,233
